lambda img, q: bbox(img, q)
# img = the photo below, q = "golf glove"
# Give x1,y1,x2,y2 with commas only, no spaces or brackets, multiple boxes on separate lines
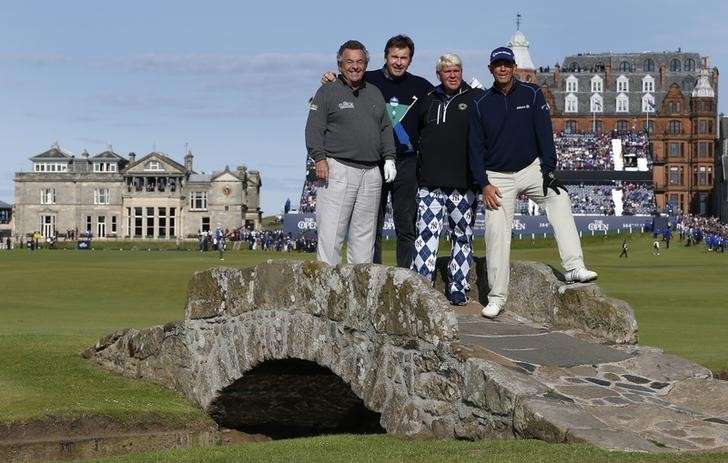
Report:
542,171,568,197
384,159,397,183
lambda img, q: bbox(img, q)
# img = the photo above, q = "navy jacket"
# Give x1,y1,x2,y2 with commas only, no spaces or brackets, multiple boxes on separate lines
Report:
415,83,484,189
468,79,556,187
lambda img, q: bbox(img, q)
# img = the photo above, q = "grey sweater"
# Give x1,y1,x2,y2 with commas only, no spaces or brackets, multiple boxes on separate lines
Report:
305,77,395,164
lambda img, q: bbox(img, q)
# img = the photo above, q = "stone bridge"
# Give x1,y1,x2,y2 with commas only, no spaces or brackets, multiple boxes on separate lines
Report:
86,260,728,452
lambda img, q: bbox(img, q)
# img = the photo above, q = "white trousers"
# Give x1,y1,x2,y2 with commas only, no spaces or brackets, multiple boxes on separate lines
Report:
316,158,382,265
485,158,584,305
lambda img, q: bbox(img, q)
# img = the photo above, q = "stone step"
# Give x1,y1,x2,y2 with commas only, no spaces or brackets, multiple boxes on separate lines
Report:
455,309,728,452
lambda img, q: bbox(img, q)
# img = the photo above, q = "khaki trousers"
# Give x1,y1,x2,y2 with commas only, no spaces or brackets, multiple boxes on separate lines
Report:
485,158,584,306
316,158,382,265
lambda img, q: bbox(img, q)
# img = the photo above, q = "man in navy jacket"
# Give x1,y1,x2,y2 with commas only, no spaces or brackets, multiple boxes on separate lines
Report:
469,47,598,319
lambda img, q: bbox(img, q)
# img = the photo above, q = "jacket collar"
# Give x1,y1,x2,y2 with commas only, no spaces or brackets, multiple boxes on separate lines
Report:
491,78,520,96
432,81,471,99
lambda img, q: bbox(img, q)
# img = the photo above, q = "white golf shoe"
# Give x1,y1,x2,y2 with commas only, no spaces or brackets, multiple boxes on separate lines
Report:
564,267,598,283
481,302,503,319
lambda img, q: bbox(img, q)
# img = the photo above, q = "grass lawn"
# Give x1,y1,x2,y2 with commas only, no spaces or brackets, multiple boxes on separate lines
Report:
2,234,727,462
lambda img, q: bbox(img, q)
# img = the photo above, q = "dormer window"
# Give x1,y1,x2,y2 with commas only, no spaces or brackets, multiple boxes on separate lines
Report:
34,162,68,173
616,93,629,113
616,75,629,93
145,160,162,171
93,162,117,173
642,75,655,93
590,75,603,93
565,75,578,93
565,93,578,113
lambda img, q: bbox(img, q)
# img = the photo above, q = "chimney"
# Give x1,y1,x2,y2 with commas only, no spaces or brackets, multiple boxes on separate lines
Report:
659,64,667,90
128,152,136,164
553,64,561,89
184,150,193,172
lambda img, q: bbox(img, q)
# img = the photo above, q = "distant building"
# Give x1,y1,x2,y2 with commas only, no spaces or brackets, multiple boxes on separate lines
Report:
13,144,262,239
717,116,728,222
0,200,12,239
508,28,719,214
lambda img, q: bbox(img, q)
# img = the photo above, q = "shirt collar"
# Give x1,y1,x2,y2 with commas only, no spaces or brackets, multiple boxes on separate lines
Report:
337,74,367,91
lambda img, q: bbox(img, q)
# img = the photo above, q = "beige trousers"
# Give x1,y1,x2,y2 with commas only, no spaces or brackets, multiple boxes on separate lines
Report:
484,158,584,306
316,158,382,265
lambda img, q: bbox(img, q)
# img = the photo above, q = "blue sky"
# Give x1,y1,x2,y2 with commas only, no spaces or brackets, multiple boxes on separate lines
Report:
2,0,726,213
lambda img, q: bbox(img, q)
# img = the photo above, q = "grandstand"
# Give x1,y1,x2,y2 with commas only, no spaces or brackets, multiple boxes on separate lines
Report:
294,130,657,226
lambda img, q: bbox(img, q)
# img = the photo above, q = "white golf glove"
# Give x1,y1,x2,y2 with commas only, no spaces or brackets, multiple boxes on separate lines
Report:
383,159,397,183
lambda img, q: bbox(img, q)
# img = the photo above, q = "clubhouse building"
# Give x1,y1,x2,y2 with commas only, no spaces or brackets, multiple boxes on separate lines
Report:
13,144,262,239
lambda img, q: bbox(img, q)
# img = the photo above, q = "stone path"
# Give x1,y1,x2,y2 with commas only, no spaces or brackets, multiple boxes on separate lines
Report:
455,302,728,452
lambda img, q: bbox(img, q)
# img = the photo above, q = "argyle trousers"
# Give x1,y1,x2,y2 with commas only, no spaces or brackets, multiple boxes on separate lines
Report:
411,187,476,297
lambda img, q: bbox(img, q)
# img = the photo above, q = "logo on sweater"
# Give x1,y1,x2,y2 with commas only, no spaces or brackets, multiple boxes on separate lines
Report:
338,101,355,109
458,103,468,110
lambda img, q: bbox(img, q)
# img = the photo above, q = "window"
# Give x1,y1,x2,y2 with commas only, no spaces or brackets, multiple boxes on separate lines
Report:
697,142,709,157
565,75,578,93
94,188,109,205
667,101,680,114
669,166,680,185
644,121,655,134
158,207,167,238
615,120,629,132
590,75,603,93
593,120,604,134
134,207,143,237
696,119,712,134
619,61,631,72
34,162,68,173
86,215,92,233
616,93,629,113
590,93,603,113
642,75,655,93
93,162,117,172
97,216,106,238
617,75,629,93
144,160,162,171
111,216,117,234
146,207,154,237
202,216,211,232
642,93,656,113
40,188,56,204
564,120,578,134
190,191,208,210
668,120,682,134
169,208,176,238
670,59,681,72
668,142,682,157
643,58,655,72
681,77,695,93
684,58,696,72
565,94,578,113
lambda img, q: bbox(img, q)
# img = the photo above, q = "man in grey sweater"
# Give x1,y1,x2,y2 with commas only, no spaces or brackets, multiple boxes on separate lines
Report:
305,40,397,265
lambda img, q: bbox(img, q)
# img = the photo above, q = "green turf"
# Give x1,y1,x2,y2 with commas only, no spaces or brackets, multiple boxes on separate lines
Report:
86,434,728,463
2,235,728,462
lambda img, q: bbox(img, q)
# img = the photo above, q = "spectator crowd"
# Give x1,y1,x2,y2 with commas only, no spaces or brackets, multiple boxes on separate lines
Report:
676,214,727,253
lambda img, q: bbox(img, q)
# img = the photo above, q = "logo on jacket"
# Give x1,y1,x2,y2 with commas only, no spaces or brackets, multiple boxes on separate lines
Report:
516,104,530,110
389,97,399,107
458,103,468,110
338,101,355,109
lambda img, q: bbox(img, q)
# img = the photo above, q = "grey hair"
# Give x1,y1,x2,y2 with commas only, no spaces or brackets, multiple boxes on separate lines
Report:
336,40,370,65
435,53,462,72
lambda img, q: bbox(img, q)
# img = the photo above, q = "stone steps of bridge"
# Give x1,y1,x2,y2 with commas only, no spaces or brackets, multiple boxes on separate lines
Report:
454,305,728,452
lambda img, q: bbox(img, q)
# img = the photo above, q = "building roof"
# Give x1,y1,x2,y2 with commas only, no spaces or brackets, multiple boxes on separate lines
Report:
0,200,11,209
692,68,715,98
125,151,186,172
507,30,535,70
30,143,74,161
92,148,126,162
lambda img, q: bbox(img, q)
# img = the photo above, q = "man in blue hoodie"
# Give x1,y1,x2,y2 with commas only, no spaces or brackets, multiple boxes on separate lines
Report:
469,47,598,319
